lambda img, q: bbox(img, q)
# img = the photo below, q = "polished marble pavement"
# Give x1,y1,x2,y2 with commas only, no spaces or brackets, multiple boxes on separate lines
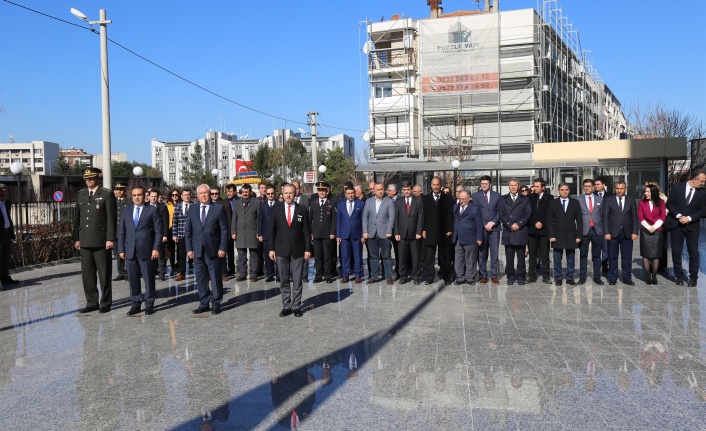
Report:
1,241,706,430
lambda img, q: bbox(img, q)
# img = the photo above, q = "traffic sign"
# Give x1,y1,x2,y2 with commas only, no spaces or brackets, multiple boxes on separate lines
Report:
304,171,315,183
238,171,258,178
53,191,64,202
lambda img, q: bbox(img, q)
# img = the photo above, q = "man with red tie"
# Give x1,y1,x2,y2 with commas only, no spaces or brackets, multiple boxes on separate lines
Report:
269,184,312,317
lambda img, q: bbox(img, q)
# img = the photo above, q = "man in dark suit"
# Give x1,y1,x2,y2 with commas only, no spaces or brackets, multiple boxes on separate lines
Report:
452,190,483,285
527,178,553,284
578,179,605,285
269,184,312,317
112,182,128,281
472,176,502,284
594,177,611,274
185,184,229,315
602,181,638,285
498,178,531,285
394,181,424,285
171,188,193,281
224,184,239,277
292,181,311,209
547,183,582,285
148,189,170,281
0,184,16,284
421,177,455,285
257,185,278,282
73,167,117,313
231,183,260,282
310,181,337,283
336,186,365,283
666,169,706,286
118,186,163,315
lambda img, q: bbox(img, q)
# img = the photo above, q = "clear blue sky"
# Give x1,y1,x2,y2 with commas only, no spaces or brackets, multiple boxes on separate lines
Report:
1,0,704,164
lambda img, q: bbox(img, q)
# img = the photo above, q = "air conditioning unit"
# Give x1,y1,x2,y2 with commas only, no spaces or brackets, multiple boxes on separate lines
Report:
458,136,473,146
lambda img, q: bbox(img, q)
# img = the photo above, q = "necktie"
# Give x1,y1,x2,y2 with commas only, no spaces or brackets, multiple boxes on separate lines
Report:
406,198,410,215
619,197,623,211
460,205,465,215
434,194,439,202
184,203,189,216
89,190,93,199
348,201,353,216
287,204,292,227
230,199,235,212
270,201,273,208
588,195,594,226
512,194,516,202
134,206,140,227
201,205,206,226
321,199,325,207
562,199,566,212
687,188,694,204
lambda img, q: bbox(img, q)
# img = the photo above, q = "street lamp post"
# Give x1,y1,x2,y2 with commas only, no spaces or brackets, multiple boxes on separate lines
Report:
318,164,327,179
211,169,220,188
451,160,460,196
10,161,24,233
71,8,113,187
132,166,143,189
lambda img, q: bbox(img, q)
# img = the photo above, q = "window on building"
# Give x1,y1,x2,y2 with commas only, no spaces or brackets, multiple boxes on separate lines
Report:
34,149,43,155
374,82,392,98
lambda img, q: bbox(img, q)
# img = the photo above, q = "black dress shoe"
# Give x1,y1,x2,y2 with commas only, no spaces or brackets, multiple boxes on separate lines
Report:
112,274,126,281
555,280,562,286
413,278,421,285
518,280,526,286
608,280,617,285
293,310,303,317
578,277,587,285
265,276,275,282
454,280,466,285
192,306,210,314
444,279,453,285
593,278,604,285
425,279,435,285
399,276,410,285
145,307,155,316
1,277,17,284
676,278,684,286
99,306,111,314
688,280,698,287
126,306,142,316
543,277,552,284
622,279,635,286
211,307,221,315
79,305,99,314
507,280,515,285
566,280,575,286
527,277,537,284
313,278,323,284
326,278,335,283
159,274,167,281
279,309,292,317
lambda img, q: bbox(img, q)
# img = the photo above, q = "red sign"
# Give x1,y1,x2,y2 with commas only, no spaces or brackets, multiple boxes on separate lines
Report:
235,159,253,175
421,72,499,93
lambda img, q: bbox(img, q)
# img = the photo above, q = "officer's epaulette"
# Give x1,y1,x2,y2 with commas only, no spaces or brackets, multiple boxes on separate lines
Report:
102,187,111,192
79,188,87,192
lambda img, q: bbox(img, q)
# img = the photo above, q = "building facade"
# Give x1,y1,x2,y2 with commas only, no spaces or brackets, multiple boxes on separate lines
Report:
0,140,60,175
59,147,93,168
365,3,627,161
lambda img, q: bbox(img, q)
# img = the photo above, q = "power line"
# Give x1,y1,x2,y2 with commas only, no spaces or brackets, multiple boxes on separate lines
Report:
1,0,366,134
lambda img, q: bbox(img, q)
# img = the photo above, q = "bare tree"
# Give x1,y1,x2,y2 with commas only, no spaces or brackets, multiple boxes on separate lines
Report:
628,100,705,185
357,144,397,185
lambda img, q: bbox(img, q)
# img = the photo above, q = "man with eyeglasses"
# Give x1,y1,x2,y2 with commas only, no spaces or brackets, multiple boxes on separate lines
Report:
257,185,279,282
210,186,230,281
73,167,117,314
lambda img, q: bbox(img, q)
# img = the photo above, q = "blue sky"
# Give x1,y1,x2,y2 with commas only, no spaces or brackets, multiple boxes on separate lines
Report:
0,0,704,164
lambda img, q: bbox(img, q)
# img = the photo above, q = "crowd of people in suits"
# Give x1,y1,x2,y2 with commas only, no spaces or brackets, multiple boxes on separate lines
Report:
68,165,706,319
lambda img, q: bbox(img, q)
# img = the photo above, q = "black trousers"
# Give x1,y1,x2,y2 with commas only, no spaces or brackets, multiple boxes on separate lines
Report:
398,238,421,278
226,237,236,275
114,248,126,276
166,228,176,270
671,225,700,280
504,244,526,282
312,237,336,279
80,246,112,308
579,228,603,279
176,238,187,275
527,234,550,279
423,243,452,282
391,238,400,278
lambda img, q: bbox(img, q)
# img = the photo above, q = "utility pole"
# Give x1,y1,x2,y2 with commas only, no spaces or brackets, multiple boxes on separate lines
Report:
308,111,319,182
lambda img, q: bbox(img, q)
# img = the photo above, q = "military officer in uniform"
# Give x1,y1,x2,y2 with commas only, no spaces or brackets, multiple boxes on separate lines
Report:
310,181,337,283
73,168,117,313
113,182,128,281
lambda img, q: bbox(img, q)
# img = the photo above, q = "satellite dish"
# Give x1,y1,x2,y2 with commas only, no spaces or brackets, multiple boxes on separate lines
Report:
362,40,373,55
362,131,371,142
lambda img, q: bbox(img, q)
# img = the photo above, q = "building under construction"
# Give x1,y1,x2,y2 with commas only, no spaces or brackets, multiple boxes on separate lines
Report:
365,0,626,162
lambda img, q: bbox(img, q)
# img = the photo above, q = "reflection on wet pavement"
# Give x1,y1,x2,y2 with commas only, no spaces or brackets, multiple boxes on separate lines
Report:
1,237,706,430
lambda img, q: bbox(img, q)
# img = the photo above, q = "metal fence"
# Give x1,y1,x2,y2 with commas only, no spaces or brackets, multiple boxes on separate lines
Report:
13,201,78,226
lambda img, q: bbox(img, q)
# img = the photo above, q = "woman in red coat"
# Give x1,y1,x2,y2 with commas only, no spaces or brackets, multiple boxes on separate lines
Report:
638,184,667,285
